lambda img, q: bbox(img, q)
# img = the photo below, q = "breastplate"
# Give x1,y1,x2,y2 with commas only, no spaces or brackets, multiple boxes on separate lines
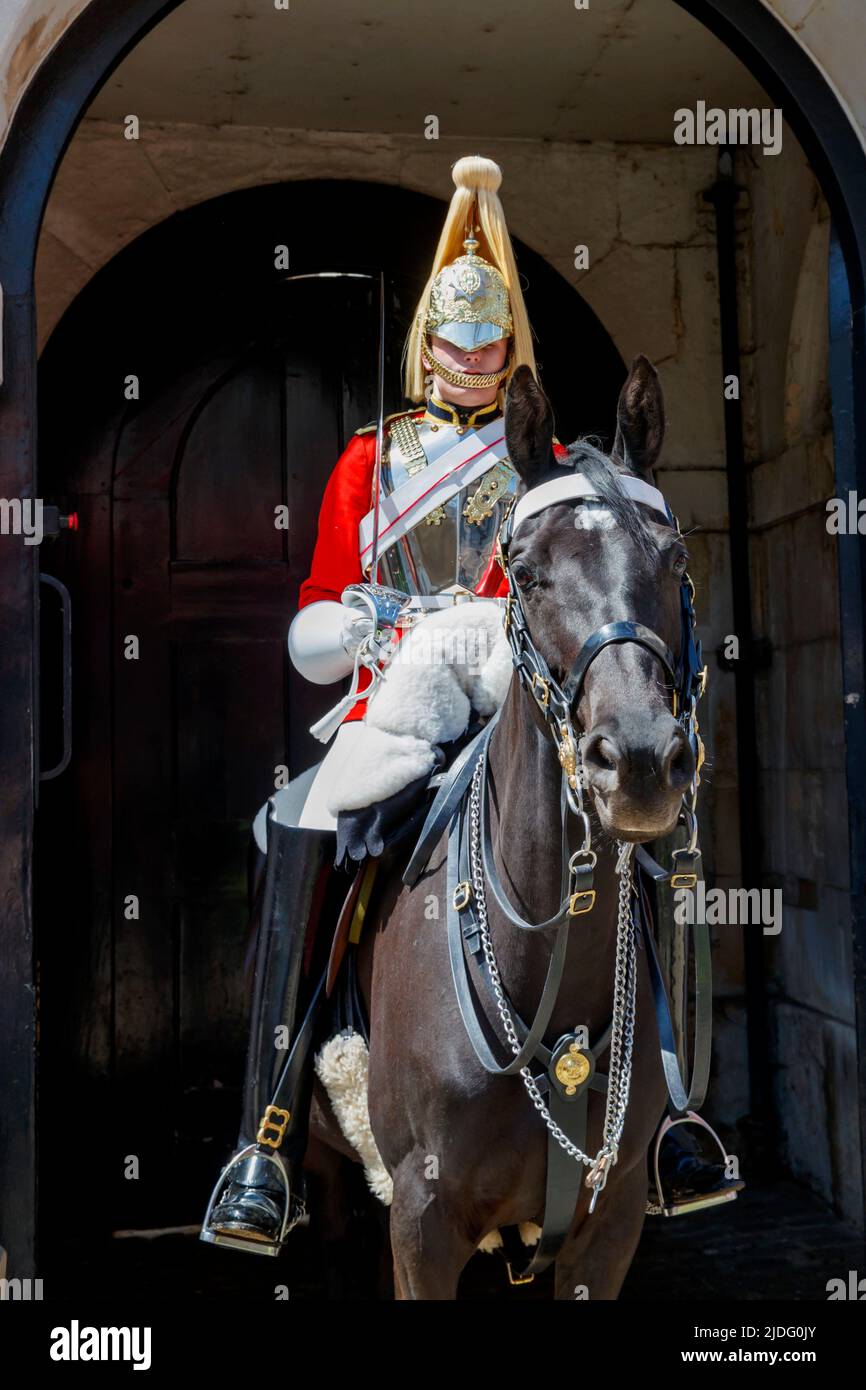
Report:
376,414,517,595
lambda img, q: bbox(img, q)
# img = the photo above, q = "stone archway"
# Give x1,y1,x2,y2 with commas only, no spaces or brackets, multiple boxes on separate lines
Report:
2,0,866,1277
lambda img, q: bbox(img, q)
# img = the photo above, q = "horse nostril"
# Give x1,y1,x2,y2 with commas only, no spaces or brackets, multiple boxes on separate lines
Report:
583,732,623,782
597,742,618,771
671,743,690,775
657,728,694,790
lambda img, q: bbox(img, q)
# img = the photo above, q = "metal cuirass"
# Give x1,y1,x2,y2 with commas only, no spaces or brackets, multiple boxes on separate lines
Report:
375,413,517,595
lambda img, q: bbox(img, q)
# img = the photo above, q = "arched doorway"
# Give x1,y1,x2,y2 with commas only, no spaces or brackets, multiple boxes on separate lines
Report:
1,0,866,1279
32,177,624,1262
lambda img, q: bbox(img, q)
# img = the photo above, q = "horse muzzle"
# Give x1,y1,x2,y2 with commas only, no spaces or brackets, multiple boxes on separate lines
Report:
582,710,695,841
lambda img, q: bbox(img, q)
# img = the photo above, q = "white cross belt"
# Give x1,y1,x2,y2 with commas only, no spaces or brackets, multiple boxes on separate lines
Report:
358,418,508,571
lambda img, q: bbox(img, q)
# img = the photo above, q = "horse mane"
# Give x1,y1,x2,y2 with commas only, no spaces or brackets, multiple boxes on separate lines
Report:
562,438,659,561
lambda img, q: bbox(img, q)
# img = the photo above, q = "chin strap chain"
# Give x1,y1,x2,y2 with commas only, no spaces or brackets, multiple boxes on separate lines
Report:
421,339,511,391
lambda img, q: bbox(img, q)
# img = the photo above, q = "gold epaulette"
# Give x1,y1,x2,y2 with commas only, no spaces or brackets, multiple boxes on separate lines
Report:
355,408,424,437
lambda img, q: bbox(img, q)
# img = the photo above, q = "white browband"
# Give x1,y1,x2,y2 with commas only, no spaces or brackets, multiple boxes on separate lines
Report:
510,472,670,537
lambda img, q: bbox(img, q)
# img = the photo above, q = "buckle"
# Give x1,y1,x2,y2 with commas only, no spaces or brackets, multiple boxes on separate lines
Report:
452,881,472,911
567,846,595,915
256,1104,291,1149
670,873,698,889
505,1264,535,1286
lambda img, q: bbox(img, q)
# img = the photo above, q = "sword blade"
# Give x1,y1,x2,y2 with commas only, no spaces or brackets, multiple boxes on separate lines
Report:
278,268,385,583
370,270,386,585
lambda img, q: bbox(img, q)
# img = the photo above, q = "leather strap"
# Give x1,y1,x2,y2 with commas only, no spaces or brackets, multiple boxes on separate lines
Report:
446,805,571,1077
512,1088,589,1277
403,715,499,888
501,1026,613,1281
267,970,328,1122
358,418,508,568
563,620,677,708
326,865,366,997
479,750,577,933
508,472,670,537
636,860,713,1115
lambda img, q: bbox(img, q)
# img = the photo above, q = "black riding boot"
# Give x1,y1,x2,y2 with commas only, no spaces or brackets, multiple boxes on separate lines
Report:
201,813,334,1256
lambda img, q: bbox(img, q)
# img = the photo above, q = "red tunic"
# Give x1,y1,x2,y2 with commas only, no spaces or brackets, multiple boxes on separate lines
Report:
299,417,566,719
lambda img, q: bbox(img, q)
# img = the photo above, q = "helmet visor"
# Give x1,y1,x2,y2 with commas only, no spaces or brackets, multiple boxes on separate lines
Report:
432,321,511,352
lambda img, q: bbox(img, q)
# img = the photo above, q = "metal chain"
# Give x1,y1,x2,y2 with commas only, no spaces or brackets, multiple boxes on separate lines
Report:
600,843,638,1161
466,756,637,1202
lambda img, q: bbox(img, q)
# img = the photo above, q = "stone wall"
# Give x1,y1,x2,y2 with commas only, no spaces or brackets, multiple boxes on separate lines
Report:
739,135,860,1220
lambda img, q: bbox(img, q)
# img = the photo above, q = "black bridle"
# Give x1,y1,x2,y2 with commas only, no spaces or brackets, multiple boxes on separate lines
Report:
496,483,707,900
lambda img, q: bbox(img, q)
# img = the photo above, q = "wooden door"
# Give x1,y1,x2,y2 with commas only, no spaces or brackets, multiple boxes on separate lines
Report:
36,280,402,1236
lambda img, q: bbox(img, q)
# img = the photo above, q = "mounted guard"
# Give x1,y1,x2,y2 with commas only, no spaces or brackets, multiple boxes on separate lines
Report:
201,156,740,1265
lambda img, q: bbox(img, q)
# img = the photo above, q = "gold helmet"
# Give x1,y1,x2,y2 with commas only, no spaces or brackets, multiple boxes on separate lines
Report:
403,156,537,401
425,233,513,351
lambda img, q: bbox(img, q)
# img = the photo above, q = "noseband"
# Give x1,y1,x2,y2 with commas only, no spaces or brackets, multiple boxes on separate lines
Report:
497,469,707,897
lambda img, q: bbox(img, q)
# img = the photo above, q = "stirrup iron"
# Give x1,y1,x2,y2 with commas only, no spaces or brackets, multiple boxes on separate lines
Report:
201,1144,307,1257
647,1112,743,1218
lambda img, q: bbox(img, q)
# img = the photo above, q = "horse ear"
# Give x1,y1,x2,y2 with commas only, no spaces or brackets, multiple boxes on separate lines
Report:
505,364,556,485
613,355,665,480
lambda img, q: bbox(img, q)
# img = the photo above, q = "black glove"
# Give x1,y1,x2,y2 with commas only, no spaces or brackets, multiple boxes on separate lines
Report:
335,771,435,870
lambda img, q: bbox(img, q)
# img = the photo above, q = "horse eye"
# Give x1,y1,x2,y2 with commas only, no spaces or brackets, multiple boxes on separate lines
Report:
511,561,536,590
672,552,689,576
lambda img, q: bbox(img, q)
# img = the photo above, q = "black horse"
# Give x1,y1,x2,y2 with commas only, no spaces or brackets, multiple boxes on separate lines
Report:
310,357,698,1299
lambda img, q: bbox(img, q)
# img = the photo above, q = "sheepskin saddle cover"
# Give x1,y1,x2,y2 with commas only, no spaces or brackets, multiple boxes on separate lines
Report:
325,601,511,817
